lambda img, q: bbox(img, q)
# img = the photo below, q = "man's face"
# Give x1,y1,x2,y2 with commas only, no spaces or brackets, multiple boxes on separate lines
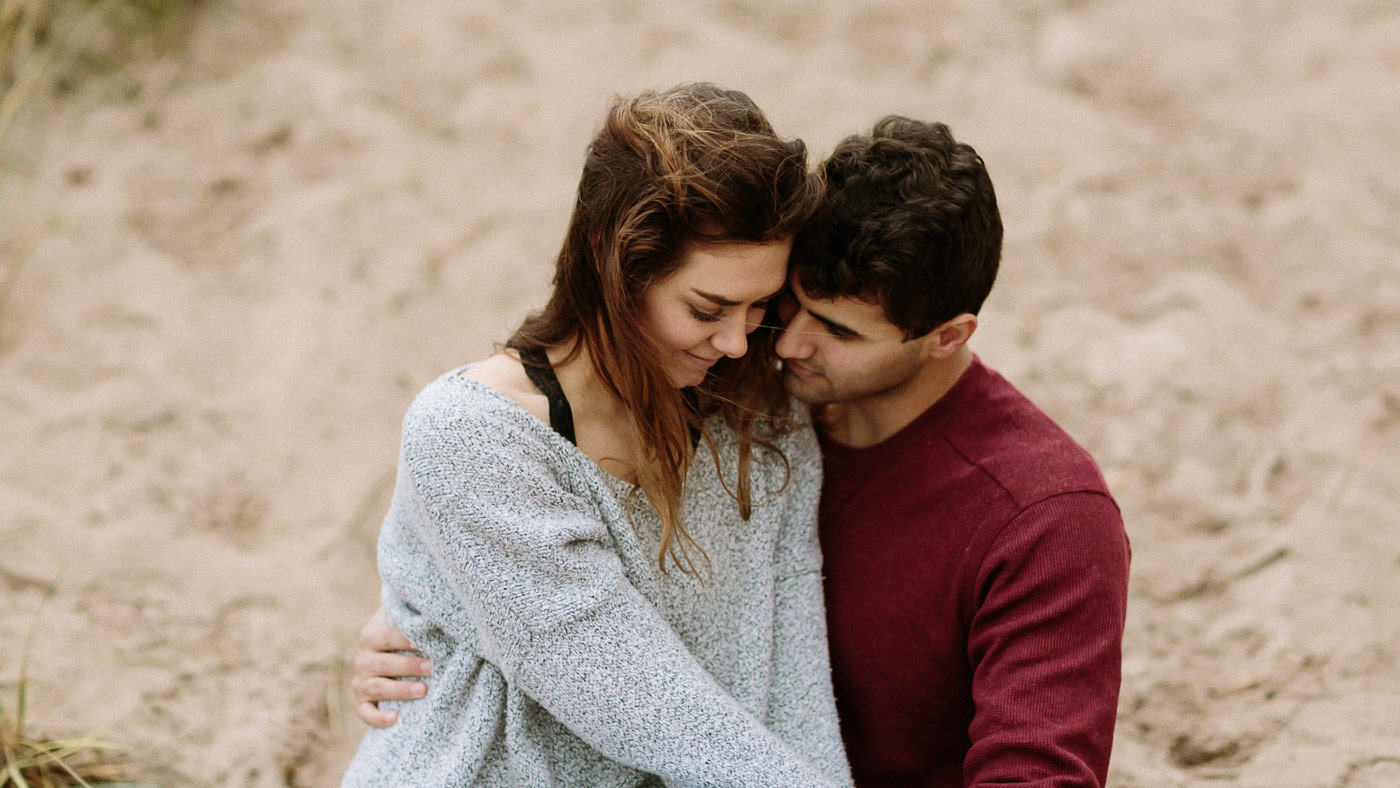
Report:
773,273,929,406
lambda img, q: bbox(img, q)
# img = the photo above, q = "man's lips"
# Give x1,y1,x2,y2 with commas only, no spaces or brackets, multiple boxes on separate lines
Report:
783,359,820,379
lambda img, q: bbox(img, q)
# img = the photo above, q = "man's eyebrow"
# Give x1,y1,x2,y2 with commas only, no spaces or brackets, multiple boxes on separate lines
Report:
691,287,785,308
809,310,860,337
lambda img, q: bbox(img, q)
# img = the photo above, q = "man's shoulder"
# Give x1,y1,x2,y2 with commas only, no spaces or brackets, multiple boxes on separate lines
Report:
941,361,1113,511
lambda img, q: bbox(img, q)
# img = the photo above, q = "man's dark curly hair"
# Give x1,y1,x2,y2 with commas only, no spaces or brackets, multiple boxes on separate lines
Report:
793,117,1003,339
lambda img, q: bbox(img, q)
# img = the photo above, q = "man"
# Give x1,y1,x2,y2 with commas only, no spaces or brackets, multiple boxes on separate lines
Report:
352,118,1130,787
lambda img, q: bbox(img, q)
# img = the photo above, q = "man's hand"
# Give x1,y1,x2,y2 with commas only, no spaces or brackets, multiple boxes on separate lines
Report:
352,605,432,727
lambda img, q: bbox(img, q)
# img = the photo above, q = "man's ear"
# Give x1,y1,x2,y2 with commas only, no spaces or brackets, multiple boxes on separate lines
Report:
922,313,978,360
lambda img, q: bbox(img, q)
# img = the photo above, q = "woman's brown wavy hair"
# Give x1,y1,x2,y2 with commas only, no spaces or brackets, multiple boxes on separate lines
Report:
507,83,821,577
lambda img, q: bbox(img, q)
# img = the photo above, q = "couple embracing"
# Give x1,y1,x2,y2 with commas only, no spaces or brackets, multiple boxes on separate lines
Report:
340,83,1128,788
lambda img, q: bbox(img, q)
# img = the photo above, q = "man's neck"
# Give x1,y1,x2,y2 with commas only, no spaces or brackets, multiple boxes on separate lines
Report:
820,346,974,449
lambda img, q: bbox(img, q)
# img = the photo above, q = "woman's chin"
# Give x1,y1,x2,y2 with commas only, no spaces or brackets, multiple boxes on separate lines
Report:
665,365,709,389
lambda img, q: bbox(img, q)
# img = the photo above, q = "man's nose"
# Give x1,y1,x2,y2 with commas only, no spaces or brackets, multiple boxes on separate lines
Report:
774,314,812,359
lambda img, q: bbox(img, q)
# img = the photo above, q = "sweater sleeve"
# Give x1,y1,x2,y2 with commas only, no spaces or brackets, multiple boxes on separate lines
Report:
397,386,841,788
764,426,854,786
963,492,1130,788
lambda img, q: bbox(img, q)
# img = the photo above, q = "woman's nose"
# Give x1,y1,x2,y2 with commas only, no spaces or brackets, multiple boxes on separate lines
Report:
711,316,749,358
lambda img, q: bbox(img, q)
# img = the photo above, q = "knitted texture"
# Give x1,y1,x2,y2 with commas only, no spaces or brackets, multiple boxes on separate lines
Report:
340,371,852,788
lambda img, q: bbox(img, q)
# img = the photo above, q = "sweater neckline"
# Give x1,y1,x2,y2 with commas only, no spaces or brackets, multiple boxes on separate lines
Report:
446,368,636,493
816,356,990,471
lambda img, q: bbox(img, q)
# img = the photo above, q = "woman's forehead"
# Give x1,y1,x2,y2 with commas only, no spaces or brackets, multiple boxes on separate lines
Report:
668,240,791,296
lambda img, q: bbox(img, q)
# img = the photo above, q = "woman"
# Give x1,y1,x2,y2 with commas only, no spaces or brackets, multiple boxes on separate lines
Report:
339,84,851,787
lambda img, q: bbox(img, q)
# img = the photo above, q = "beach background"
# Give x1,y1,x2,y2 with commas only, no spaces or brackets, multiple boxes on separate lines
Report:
2,1,1398,786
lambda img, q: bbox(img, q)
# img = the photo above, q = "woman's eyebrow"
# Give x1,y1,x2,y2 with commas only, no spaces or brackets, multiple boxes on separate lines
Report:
692,290,739,307
691,287,786,307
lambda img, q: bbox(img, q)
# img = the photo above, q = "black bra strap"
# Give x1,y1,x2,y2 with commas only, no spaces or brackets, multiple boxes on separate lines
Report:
517,347,577,446
517,346,702,451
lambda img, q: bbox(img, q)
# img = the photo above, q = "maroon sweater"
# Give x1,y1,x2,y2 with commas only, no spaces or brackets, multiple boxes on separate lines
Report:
817,358,1130,788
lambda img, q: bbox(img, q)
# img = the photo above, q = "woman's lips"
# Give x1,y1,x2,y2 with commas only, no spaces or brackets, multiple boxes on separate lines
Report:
684,351,720,369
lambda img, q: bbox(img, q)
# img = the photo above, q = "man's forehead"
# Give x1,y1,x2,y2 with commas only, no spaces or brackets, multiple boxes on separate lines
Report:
795,274,890,317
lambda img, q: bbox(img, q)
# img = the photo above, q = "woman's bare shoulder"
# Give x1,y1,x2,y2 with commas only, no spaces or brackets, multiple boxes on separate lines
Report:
458,353,551,425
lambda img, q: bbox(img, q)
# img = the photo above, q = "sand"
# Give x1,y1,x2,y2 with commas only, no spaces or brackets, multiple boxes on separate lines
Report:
1,1,1397,786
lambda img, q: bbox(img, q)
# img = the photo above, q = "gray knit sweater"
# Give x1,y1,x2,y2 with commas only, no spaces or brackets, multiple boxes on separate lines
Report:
340,371,852,788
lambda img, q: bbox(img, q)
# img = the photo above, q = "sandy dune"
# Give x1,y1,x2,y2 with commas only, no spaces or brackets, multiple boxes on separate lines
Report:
2,1,1398,786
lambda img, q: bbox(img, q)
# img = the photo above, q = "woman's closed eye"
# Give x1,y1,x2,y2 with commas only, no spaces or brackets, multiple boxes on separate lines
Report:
690,306,724,323
691,300,770,325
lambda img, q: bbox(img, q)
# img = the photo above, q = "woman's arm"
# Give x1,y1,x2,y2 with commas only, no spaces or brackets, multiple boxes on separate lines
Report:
763,424,853,785
387,381,843,788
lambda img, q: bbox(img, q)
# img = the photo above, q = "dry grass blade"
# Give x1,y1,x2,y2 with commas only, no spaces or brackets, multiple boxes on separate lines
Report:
0,582,154,788
1,732,125,787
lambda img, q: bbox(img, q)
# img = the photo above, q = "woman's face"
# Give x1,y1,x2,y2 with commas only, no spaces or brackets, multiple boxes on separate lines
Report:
642,239,793,388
